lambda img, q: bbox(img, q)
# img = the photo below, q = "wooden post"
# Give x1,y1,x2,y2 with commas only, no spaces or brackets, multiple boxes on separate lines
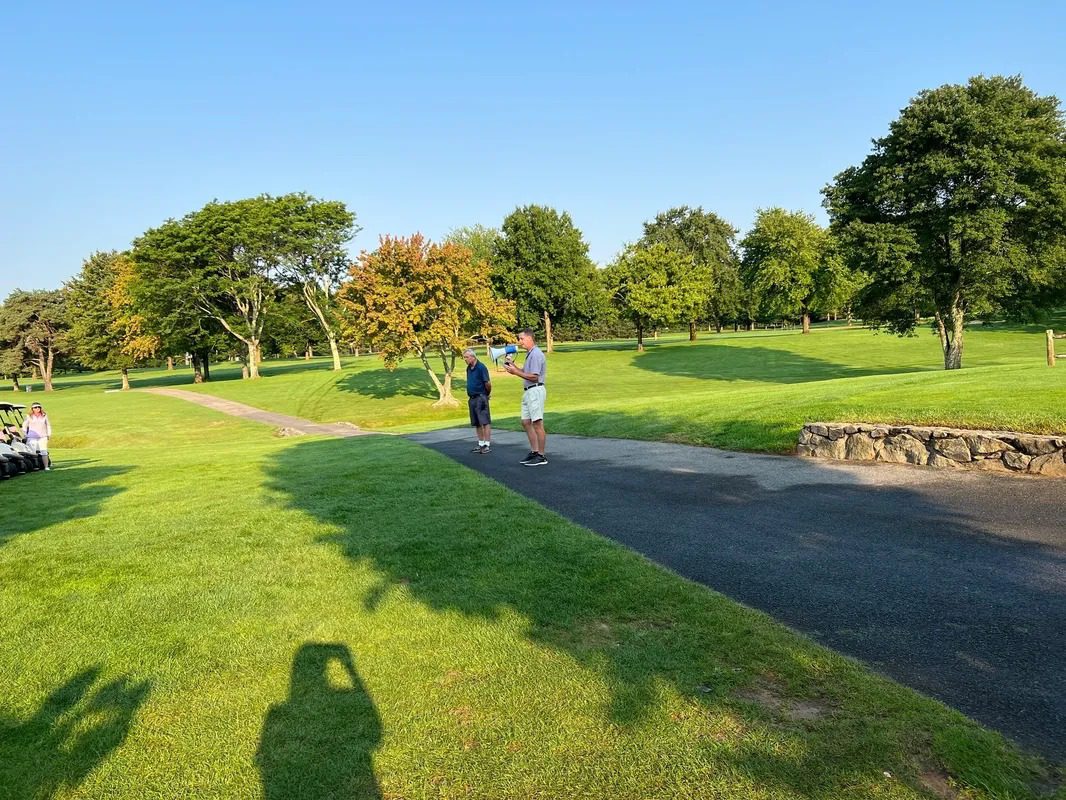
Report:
1049,330,1056,367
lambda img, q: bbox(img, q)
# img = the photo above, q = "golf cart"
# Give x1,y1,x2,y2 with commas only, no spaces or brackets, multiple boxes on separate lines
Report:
0,402,44,474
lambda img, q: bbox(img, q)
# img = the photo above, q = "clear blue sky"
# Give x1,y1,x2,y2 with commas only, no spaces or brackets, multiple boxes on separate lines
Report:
2,1,1064,297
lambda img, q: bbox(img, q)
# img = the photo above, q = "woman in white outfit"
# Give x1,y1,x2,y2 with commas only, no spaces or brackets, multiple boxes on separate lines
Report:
22,402,51,470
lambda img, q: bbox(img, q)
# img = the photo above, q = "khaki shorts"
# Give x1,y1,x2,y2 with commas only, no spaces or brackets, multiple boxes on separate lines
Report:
520,385,546,422
27,438,48,453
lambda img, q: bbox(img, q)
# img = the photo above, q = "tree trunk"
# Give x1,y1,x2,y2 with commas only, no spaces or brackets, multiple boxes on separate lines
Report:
201,351,211,381
636,321,644,352
418,349,460,407
328,335,342,371
433,370,459,407
802,312,811,334
247,341,261,379
121,368,130,391
688,321,697,341
11,376,20,391
42,348,54,392
192,354,204,384
304,345,312,361
544,310,553,354
31,366,38,380
166,356,174,371
935,308,965,370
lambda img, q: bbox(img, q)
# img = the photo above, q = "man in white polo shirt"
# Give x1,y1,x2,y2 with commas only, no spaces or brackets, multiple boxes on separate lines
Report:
503,328,547,466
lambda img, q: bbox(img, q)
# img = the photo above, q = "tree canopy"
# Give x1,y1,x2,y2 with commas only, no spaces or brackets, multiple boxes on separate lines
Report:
824,74,1066,368
66,251,157,390
639,206,740,337
740,208,841,334
602,244,686,351
277,193,359,371
133,194,348,379
0,289,68,392
341,234,515,406
492,205,600,351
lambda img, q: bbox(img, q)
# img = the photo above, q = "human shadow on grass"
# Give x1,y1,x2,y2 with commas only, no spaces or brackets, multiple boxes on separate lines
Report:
634,342,932,384
0,667,152,798
336,366,437,400
0,462,130,547
257,643,382,800
266,437,1059,793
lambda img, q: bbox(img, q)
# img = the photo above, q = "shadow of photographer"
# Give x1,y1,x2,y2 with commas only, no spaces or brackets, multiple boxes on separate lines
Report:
257,643,382,800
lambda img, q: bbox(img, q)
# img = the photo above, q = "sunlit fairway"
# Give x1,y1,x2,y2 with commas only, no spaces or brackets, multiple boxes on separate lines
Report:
40,317,1066,451
0,376,1062,797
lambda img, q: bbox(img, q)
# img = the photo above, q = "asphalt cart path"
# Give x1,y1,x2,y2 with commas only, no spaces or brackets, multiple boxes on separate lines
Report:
410,427,1066,760
143,388,369,437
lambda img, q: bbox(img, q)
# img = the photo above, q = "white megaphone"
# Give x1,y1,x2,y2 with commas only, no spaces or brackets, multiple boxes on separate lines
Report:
489,344,518,363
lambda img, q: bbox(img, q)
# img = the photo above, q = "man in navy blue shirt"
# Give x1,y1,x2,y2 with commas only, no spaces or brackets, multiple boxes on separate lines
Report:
463,348,492,454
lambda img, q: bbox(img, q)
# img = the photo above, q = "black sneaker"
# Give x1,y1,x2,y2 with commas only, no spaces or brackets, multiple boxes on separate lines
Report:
471,445,484,453
520,451,538,464
524,453,548,466
479,445,491,454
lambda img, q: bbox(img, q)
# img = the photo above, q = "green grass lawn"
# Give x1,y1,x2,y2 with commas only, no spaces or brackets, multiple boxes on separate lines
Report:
35,317,1066,453
0,390,1062,798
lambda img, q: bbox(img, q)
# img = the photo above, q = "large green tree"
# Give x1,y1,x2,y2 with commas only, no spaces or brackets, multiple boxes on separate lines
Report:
130,220,221,383
639,206,740,338
278,194,359,371
66,251,156,390
133,195,296,379
740,208,841,334
0,289,68,391
824,75,1066,369
492,205,599,352
602,244,685,351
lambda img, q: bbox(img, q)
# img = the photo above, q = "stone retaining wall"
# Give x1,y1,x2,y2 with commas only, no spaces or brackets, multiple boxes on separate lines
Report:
797,423,1066,477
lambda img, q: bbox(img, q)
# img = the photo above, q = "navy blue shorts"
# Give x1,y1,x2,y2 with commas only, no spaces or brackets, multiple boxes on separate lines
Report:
468,394,491,426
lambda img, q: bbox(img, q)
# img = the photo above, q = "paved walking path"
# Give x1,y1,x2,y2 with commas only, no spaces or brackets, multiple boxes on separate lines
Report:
143,388,369,437
411,427,1066,760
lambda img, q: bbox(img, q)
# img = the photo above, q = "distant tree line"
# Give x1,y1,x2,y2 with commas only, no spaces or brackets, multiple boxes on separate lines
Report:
1,75,1064,401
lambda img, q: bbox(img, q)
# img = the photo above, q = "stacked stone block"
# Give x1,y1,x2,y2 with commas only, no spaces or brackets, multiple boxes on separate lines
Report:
797,423,1066,477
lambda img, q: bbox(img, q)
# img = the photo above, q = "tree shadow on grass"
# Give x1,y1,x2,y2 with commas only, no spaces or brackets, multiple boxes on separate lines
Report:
337,366,437,400
0,462,130,548
0,667,152,798
265,436,1057,794
634,343,924,384
257,643,381,800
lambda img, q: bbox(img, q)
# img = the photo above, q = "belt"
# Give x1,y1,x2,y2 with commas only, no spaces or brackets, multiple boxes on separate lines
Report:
524,383,544,391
